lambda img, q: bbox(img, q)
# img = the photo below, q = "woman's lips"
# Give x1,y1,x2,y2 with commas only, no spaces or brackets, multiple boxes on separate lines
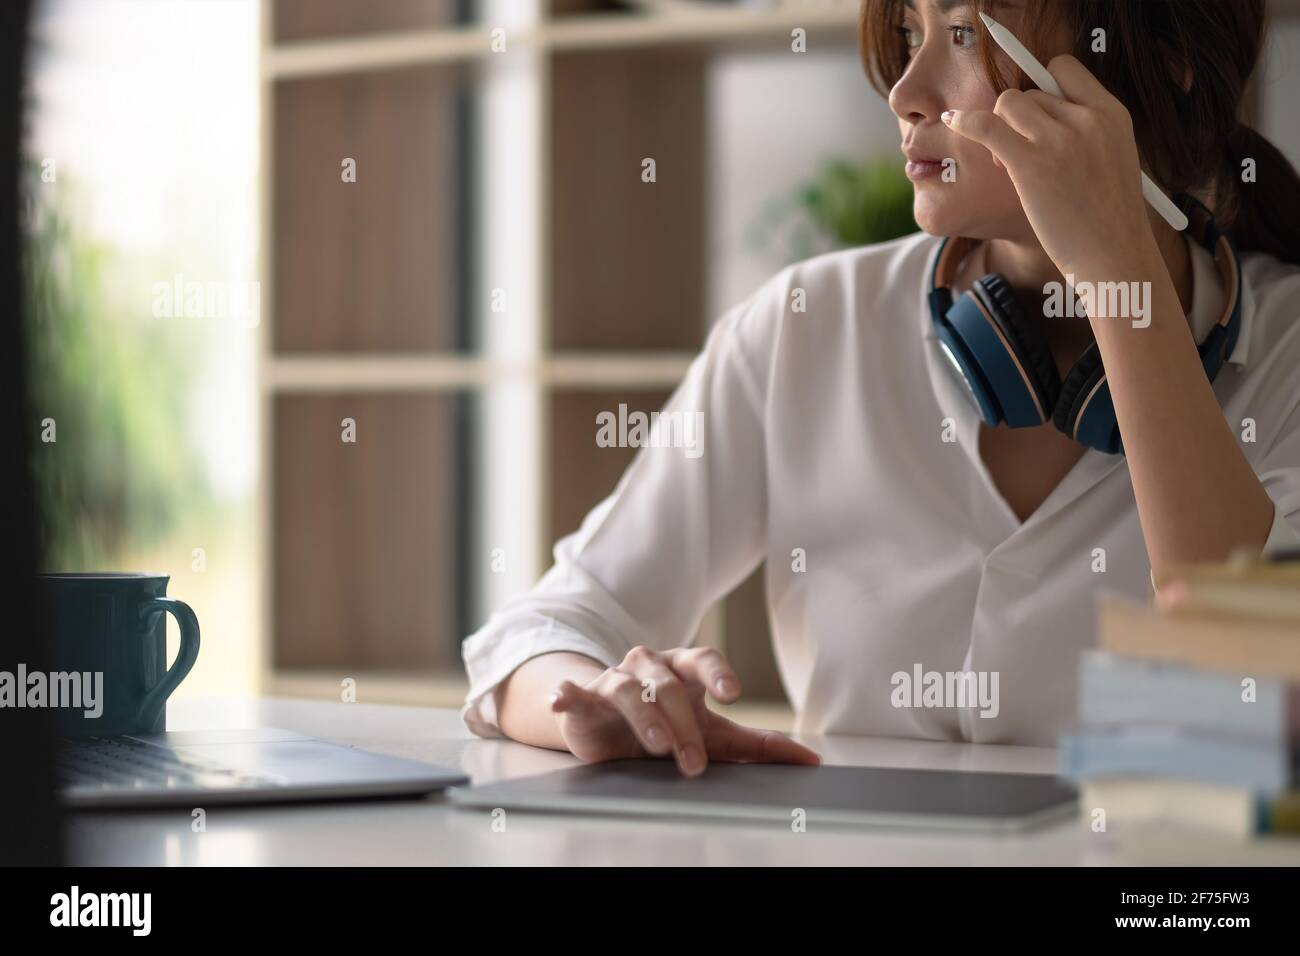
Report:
905,158,945,182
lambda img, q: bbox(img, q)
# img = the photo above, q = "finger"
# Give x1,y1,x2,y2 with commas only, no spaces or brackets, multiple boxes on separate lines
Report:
1046,54,1112,110
595,666,703,771
992,87,1057,143
665,646,742,703
618,648,709,764
941,108,1032,169
549,679,608,718
1154,579,1188,612
588,668,677,758
706,714,823,766
630,664,711,774
1021,88,1089,126
620,661,688,758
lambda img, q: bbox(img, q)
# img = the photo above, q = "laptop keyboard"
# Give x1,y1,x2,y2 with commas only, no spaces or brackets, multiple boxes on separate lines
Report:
60,737,285,794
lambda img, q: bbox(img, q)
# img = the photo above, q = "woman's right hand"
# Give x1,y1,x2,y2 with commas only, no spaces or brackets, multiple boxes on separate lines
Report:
549,645,821,777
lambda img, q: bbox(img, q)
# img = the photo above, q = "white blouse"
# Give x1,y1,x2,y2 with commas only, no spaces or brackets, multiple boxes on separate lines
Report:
461,231,1300,747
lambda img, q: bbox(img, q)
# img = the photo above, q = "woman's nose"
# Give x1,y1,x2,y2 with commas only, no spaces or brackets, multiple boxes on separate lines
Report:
888,52,946,125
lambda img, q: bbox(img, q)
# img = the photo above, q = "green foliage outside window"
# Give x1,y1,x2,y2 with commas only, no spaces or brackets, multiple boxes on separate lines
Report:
22,160,211,569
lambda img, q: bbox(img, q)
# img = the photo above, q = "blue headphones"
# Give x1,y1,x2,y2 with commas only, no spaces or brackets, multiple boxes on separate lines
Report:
927,194,1242,455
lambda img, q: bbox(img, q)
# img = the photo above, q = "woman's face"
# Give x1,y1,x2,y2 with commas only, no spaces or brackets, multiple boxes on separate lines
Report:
889,0,1069,242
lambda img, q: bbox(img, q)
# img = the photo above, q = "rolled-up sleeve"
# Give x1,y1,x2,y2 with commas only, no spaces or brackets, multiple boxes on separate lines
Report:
1257,395,1300,555
459,282,781,738
1262,498,1300,554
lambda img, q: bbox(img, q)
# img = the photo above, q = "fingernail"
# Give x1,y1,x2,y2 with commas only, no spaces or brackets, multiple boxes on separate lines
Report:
941,109,956,125
1155,581,1187,611
679,745,703,775
715,677,736,697
547,690,561,706
646,725,664,748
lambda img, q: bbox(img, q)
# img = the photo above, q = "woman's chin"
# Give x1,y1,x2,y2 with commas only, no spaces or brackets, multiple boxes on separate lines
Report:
911,192,969,238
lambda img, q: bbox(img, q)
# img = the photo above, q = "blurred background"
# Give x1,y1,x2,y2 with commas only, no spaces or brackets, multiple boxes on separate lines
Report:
20,0,1300,724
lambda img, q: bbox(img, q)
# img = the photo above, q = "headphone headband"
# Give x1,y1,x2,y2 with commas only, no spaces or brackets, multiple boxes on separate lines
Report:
1174,193,1242,374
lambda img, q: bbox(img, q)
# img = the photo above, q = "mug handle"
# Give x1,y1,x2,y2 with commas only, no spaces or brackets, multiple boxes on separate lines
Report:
135,597,201,726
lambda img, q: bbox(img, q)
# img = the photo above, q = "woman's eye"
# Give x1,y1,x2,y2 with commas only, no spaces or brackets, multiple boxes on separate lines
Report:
948,25,978,51
897,23,977,57
896,25,922,54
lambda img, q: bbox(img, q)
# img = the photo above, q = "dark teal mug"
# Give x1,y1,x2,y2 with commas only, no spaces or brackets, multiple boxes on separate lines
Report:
37,573,200,738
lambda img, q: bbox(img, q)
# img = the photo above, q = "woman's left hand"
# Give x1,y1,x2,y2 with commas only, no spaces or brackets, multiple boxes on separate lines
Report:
941,54,1155,277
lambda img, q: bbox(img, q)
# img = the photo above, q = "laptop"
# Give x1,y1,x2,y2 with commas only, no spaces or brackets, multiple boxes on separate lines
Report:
449,759,1078,832
59,727,468,809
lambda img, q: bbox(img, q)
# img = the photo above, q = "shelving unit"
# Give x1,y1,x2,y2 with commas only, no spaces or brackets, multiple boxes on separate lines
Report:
264,2,861,77
256,0,864,704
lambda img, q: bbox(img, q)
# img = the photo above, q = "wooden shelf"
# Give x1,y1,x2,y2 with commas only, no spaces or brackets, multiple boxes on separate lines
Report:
266,24,493,79
268,669,471,709
267,667,795,727
265,0,1300,83
266,665,795,728
259,0,811,702
271,393,463,671
265,4,860,78
545,352,694,387
549,45,708,351
272,0,454,43
548,387,674,542
543,3,859,51
265,353,695,391
271,64,464,352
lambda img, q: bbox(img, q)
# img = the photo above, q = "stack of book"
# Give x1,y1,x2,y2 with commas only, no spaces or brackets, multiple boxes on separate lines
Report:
1062,549,1300,844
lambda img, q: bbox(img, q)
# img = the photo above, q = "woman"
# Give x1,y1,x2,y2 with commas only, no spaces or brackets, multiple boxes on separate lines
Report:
461,0,1300,772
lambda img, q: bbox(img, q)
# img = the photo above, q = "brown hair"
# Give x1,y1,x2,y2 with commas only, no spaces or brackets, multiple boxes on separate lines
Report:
860,0,1300,265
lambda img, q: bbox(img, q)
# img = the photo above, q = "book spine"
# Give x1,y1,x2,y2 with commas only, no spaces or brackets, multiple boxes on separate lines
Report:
1079,655,1288,739
1098,600,1300,682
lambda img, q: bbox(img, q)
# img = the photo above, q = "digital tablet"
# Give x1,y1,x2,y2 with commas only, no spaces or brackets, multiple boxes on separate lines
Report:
448,759,1078,832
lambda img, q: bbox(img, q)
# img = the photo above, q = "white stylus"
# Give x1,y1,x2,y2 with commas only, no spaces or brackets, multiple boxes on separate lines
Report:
978,12,1189,232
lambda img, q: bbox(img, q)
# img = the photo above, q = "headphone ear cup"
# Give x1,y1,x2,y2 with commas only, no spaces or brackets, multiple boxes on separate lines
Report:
1060,348,1123,455
970,274,1062,422
1050,343,1102,442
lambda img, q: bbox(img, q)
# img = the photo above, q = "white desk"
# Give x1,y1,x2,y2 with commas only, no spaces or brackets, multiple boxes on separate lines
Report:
60,697,1141,865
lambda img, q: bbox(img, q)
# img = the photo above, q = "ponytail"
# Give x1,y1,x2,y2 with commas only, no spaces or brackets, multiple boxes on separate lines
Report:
1221,122,1300,266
